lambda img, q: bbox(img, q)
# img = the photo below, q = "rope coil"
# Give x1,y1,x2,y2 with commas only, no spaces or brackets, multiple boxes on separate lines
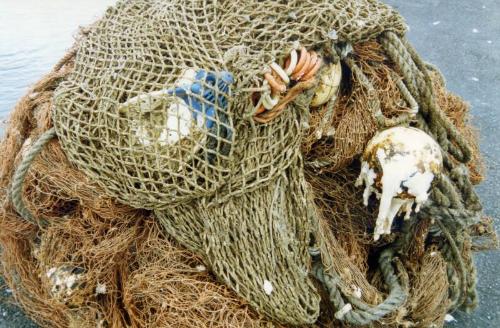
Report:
312,248,407,325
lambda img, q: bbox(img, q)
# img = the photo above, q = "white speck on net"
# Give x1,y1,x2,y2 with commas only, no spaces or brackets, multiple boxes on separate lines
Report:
356,20,366,27
335,303,352,319
472,28,479,33
352,286,362,299
263,280,273,295
472,77,479,82
195,265,206,272
327,29,338,40
46,267,57,278
65,274,78,289
288,11,297,20
432,21,441,26
96,283,107,295
487,40,493,44
444,314,456,322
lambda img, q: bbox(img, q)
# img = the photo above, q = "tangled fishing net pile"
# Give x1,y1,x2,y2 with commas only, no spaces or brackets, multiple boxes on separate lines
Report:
0,0,497,327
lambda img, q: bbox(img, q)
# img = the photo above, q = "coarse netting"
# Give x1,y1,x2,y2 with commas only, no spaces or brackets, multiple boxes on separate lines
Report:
51,1,408,323
53,0,406,210
0,60,274,327
0,0,497,327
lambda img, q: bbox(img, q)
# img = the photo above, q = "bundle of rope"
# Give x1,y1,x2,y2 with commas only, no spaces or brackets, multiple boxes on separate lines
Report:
1,0,497,327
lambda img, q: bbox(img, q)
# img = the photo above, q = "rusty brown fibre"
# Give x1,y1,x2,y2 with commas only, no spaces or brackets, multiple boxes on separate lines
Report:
0,39,495,328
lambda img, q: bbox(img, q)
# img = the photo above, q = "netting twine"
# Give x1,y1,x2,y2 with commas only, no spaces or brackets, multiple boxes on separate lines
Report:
1,0,497,327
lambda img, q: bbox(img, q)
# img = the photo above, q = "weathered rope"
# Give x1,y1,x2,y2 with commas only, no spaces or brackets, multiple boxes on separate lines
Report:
312,248,407,325
393,72,419,115
10,127,56,225
305,158,336,169
376,30,485,316
449,165,482,212
345,57,416,128
261,30,481,323
379,32,472,163
462,234,479,312
435,219,468,309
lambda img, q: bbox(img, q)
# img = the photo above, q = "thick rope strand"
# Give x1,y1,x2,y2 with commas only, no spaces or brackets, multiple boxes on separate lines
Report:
312,248,407,325
380,32,473,163
10,127,56,225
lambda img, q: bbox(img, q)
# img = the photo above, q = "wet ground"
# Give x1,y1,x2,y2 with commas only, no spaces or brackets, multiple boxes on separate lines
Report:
1,0,499,327
0,277,37,328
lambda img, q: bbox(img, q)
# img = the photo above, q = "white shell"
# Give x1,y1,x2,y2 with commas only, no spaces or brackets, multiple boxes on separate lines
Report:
119,70,205,149
356,127,443,241
310,61,342,107
46,266,84,299
133,100,198,147
263,280,274,295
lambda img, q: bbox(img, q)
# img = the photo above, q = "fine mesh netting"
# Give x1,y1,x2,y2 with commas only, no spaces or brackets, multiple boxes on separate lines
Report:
1,0,498,327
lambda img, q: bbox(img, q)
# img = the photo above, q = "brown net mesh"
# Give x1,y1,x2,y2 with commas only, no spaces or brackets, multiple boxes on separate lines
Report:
401,249,450,327
0,1,496,327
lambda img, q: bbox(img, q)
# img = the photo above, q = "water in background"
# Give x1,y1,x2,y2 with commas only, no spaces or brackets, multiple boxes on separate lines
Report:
0,0,117,136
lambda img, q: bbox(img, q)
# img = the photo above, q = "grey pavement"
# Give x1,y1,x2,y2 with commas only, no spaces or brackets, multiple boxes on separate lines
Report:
1,1,499,327
0,277,37,328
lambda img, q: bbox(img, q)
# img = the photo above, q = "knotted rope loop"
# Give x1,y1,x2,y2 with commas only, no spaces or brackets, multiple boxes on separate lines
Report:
312,248,407,325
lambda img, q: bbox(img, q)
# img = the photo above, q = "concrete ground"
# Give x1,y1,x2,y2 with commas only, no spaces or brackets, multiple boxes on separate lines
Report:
0,0,498,327
0,277,37,328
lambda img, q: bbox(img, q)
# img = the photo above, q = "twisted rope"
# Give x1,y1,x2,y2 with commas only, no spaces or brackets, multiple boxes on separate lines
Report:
435,219,468,309
462,234,479,312
10,127,56,225
309,33,481,322
345,57,416,128
380,32,472,163
376,31,484,316
312,248,406,325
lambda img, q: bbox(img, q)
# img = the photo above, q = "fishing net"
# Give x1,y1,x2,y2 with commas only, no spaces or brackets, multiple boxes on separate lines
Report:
52,0,406,210
50,0,406,323
0,0,497,327
0,57,273,327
